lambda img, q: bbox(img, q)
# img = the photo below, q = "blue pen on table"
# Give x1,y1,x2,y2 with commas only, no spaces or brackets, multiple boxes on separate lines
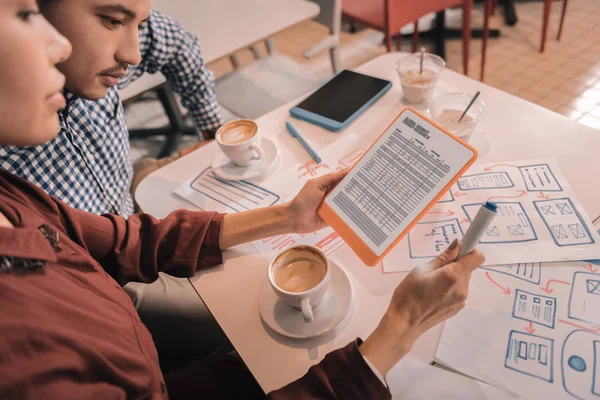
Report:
458,201,497,259
285,121,322,164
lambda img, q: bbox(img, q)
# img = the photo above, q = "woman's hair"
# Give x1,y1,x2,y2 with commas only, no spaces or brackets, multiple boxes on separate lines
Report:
37,0,57,8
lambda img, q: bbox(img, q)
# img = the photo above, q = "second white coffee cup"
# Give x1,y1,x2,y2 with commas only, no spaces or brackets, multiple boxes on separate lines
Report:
268,244,330,323
216,119,265,167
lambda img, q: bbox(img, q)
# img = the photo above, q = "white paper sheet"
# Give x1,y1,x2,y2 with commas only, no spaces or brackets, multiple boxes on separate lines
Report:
434,262,600,400
383,159,600,272
252,132,366,257
388,357,520,400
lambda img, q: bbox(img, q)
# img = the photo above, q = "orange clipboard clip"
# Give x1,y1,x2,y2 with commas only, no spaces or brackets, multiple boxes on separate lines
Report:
318,107,478,267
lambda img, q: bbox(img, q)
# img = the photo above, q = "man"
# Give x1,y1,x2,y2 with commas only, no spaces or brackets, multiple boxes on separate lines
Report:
0,0,225,367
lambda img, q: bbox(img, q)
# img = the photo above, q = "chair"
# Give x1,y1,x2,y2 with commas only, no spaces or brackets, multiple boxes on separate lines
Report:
123,83,198,159
215,0,341,120
542,0,569,52
480,0,569,81
488,0,569,52
341,0,474,75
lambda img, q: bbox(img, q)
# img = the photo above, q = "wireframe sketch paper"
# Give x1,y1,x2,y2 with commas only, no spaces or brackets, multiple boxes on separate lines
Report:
383,159,600,272
434,262,600,400
251,133,367,257
174,167,281,213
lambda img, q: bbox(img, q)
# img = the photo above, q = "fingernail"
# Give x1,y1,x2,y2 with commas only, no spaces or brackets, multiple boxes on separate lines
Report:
447,239,459,251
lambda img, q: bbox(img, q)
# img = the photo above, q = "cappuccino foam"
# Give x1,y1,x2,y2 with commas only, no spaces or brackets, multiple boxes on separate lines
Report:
273,247,327,293
217,120,257,144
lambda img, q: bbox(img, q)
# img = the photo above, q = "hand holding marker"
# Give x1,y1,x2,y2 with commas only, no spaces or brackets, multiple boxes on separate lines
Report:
457,201,497,259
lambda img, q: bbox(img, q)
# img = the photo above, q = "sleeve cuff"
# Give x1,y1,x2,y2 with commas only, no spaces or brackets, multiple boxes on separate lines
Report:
344,339,391,398
361,352,388,388
197,212,225,268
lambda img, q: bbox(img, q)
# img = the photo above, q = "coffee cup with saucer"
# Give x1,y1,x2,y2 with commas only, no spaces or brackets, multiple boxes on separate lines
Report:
258,245,353,339
212,119,280,181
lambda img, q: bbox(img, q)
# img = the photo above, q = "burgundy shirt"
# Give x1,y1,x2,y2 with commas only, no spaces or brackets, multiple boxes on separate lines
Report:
0,170,389,399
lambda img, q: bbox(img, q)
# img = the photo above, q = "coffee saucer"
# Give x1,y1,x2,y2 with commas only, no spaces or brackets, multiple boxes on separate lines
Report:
211,138,280,181
258,260,353,339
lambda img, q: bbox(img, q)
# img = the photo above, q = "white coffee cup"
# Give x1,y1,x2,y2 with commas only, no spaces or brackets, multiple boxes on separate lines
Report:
268,244,330,323
216,119,265,167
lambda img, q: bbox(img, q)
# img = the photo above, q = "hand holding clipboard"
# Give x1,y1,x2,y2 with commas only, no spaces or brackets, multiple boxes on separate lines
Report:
318,108,478,266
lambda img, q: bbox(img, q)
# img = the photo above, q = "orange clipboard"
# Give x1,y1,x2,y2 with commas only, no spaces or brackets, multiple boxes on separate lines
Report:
318,108,478,266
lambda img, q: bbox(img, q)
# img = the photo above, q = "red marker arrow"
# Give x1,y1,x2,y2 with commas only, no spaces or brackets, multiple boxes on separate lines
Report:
525,322,536,334
460,218,469,224
487,190,527,202
582,264,599,273
427,210,455,217
540,279,570,294
485,272,511,295
454,191,468,198
484,163,518,172
537,191,550,200
559,319,600,333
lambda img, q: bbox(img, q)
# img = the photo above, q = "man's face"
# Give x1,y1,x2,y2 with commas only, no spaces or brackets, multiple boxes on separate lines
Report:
41,0,150,100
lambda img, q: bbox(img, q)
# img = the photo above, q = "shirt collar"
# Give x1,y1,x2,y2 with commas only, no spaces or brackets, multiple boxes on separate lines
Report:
59,89,79,128
0,227,58,263
60,88,79,113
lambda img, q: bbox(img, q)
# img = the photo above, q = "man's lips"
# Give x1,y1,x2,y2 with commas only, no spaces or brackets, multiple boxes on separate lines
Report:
99,72,126,87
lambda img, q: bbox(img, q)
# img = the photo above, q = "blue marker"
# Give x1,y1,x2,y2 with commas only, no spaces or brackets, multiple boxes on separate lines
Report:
458,201,497,259
285,121,322,164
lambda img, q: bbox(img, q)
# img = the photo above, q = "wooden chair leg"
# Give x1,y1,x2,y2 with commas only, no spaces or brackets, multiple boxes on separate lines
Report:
385,34,393,52
462,0,473,75
557,0,569,40
393,34,402,52
481,0,491,81
412,20,419,53
541,0,552,52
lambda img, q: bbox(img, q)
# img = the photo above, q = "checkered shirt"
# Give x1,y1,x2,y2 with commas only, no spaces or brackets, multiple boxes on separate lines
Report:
0,9,222,218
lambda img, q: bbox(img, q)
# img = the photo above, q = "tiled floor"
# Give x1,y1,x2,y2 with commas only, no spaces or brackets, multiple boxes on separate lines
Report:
453,0,600,129
208,0,600,130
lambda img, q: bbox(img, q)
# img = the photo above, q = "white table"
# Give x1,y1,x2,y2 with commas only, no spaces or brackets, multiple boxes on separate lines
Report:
136,53,600,393
119,0,320,101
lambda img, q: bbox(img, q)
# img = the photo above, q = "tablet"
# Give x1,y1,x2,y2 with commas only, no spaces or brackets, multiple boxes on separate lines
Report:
318,108,478,266
289,70,392,132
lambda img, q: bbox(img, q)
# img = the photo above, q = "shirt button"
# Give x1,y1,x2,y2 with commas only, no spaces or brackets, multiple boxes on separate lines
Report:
161,382,166,393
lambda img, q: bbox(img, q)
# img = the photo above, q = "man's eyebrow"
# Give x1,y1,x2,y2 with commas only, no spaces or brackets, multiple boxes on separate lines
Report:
98,4,137,19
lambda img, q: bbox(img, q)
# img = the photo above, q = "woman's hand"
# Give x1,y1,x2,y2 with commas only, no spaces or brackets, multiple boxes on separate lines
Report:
286,171,347,233
359,240,485,376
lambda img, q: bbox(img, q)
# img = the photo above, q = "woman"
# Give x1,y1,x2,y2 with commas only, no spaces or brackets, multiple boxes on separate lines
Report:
0,1,484,398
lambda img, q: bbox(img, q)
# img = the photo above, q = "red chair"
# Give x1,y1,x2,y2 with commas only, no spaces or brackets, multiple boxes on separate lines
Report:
542,0,569,52
488,0,569,52
481,0,568,81
342,0,474,75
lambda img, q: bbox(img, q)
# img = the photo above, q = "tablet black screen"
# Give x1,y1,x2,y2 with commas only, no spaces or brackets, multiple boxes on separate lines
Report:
295,70,391,123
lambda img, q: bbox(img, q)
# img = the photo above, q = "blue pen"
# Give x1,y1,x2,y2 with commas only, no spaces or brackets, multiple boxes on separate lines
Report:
285,121,322,164
458,201,497,259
